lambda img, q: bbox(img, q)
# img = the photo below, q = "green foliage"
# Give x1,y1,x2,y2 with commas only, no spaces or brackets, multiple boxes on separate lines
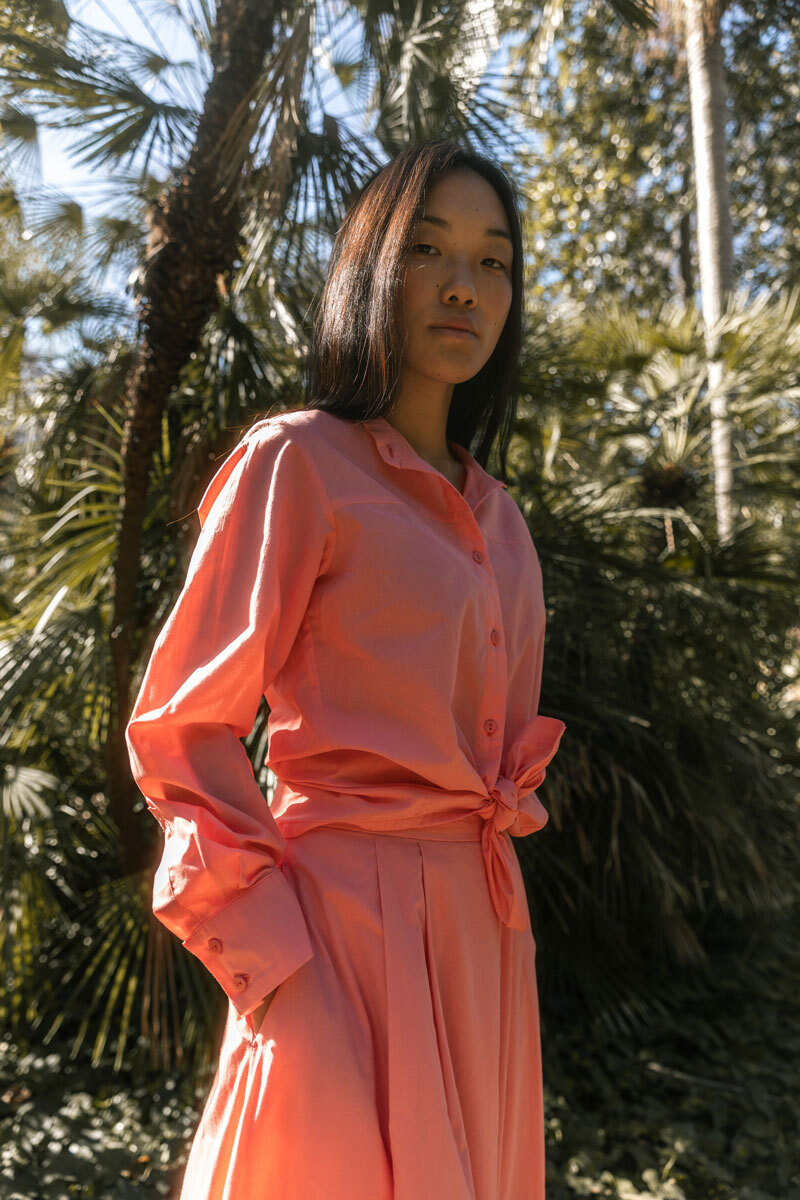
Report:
541,923,800,1198
517,287,800,1024
511,0,800,308
0,1039,198,1196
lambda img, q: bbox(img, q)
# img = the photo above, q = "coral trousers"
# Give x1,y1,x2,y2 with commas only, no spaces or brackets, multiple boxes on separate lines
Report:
175,816,546,1200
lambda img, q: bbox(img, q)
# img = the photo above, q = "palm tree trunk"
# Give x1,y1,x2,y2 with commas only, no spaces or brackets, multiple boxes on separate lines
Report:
678,163,694,301
683,0,736,546
106,0,279,875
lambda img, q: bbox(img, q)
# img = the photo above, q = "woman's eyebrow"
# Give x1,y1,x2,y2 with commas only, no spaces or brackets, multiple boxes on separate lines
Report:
419,213,512,243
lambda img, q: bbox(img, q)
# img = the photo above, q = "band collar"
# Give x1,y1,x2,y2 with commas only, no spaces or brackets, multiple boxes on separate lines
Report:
359,417,508,508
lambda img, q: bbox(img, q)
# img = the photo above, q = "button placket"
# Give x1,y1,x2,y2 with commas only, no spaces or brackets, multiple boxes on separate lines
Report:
464,533,507,781
366,415,511,782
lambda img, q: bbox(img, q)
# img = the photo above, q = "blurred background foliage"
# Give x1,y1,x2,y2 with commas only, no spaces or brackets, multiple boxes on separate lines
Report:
0,0,798,1196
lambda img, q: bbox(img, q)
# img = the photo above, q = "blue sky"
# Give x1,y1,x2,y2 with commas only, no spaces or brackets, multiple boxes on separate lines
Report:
38,0,204,213
31,0,374,345
38,0,516,217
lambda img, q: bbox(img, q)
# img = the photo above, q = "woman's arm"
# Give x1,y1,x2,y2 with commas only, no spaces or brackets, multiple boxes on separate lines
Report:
125,420,336,1018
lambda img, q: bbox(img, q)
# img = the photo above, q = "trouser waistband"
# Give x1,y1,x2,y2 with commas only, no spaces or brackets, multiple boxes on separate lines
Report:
313,813,485,843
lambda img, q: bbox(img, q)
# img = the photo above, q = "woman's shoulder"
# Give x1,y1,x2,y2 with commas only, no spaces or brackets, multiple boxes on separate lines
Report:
487,484,544,556
242,406,353,449
240,408,365,496
197,410,347,527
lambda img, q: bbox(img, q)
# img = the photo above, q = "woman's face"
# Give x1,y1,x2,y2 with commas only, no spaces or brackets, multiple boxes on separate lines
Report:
399,167,514,387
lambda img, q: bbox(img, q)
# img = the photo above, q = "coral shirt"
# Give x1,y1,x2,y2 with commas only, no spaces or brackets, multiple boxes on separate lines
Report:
125,408,566,1018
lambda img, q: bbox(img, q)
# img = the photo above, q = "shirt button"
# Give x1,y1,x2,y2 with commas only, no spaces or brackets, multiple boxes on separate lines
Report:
472,550,484,564
490,628,501,645
232,973,249,992
208,937,223,953
484,718,497,734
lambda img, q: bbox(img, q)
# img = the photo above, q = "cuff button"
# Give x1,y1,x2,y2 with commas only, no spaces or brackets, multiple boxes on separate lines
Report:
232,973,249,992
208,937,223,953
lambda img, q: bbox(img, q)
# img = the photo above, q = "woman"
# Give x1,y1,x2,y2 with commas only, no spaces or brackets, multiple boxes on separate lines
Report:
126,137,567,1200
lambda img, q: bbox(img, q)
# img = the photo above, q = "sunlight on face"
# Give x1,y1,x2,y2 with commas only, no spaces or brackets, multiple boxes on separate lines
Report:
399,167,514,388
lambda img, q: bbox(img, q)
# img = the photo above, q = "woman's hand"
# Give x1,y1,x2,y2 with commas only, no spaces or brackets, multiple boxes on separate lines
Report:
249,987,278,1035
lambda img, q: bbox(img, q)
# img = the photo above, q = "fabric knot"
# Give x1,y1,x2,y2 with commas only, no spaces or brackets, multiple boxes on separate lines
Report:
486,776,519,832
477,773,529,932
476,714,567,933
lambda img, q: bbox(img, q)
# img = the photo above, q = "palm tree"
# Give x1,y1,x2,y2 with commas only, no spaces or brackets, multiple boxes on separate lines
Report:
510,0,739,540
675,0,736,545
515,285,800,1019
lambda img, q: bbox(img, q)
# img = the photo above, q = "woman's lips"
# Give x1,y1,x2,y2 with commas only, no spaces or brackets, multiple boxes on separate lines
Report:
431,326,478,340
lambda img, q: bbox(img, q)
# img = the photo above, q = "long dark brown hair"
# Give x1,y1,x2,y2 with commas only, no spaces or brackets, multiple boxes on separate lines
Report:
303,138,526,478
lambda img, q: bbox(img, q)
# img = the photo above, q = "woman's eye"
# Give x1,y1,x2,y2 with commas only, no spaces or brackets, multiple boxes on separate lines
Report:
412,244,507,270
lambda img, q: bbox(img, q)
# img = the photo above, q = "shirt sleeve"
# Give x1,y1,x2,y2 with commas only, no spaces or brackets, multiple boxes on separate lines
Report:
125,419,337,1018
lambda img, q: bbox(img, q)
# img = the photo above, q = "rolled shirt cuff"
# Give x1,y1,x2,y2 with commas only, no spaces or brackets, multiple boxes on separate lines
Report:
181,865,314,1017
